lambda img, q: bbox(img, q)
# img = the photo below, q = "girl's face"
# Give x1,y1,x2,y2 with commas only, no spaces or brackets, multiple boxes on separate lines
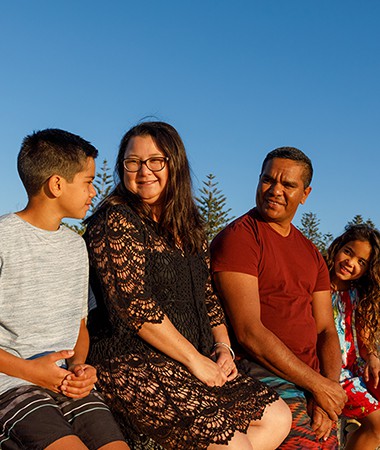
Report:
333,239,371,288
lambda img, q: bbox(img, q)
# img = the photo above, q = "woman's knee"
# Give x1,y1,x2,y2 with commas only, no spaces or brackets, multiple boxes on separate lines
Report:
259,398,292,434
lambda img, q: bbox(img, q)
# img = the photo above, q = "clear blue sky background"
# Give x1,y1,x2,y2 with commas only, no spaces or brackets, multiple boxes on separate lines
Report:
1,0,379,237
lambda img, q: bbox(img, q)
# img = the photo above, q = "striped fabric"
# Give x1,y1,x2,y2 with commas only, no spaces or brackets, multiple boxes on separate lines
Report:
0,385,124,450
279,398,338,450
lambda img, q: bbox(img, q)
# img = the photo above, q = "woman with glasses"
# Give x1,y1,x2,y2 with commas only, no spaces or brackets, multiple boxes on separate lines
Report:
84,121,291,450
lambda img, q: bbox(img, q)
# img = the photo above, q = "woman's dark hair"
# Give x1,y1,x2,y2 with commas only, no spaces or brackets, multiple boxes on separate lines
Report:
92,121,205,254
326,224,380,352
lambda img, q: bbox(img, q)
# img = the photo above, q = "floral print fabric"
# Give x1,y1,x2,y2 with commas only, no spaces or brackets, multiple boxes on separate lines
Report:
332,288,379,418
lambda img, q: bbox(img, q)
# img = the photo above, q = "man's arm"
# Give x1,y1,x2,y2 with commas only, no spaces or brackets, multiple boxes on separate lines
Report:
309,290,345,438
213,271,346,420
312,290,342,383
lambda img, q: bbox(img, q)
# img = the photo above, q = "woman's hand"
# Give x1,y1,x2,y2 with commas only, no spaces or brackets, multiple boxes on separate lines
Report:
211,345,238,381
364,353,380,388
186,354,228,387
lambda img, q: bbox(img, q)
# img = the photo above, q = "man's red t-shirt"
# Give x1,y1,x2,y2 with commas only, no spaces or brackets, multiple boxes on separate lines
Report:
210,208,330,371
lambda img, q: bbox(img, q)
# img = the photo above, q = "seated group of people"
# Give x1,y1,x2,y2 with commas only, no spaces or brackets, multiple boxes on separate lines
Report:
1,122,379,450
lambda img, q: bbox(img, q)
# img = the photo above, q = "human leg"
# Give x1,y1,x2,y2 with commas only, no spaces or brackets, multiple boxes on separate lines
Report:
96,353,285,449
206,398,291,450
0,385,76,450
237,359,337,450
246,397,292,449
345,410,380,450
53,391,128,450
207,431,254,450
45,435,89,449
98,442,130,449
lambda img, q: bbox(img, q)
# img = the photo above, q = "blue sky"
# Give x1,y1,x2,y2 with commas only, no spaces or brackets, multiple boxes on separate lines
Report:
1,0,379,237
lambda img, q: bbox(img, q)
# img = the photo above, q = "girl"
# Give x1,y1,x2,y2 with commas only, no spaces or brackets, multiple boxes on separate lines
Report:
326,224,380,449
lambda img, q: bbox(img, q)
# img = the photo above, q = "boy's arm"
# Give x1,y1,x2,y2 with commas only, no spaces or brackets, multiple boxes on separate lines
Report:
67,319,90,367
61,319,97,398
0,348,72,393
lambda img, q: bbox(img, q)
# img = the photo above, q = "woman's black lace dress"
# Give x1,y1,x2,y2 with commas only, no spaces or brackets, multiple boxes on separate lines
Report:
85,204,278,449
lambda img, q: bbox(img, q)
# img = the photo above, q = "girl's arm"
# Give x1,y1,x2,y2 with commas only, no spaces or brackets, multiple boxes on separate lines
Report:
358,328,380,388
363,353,380,389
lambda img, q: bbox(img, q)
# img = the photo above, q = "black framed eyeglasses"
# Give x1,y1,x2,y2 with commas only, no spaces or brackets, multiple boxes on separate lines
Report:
123,157,169,173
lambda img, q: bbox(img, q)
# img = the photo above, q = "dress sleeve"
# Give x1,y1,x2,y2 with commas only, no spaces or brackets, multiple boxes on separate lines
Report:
86,206,165,333
204,250,226,329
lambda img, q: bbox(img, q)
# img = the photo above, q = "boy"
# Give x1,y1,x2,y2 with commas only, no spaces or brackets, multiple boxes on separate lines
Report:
0,129,129,450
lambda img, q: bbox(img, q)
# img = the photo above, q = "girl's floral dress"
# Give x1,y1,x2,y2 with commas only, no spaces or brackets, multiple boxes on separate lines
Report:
332,288,380,418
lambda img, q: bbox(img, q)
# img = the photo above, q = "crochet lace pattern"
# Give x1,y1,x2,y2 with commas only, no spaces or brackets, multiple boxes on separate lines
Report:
85,204,278,449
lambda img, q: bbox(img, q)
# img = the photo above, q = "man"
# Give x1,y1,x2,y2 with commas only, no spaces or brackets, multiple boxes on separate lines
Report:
211,147,347,449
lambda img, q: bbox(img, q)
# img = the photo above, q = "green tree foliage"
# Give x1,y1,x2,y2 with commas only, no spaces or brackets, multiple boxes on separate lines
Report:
196,173,235,242
346,214,376,229
62,159,113,234
91,159,113,212
62,222,86,236
299,211,333,255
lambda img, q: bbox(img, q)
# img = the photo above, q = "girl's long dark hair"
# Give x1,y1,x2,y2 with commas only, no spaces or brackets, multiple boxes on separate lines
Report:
326,224,380,352
89,121,205,254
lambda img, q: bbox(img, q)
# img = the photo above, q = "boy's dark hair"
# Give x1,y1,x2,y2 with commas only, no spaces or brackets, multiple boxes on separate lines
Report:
18,128,98,197
261,147,313,188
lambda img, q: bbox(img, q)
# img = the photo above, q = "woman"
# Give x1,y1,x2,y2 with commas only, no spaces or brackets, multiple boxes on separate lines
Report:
84,121,291,450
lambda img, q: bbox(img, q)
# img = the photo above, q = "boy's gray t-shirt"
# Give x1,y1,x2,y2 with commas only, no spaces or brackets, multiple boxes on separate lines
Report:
0,213,88,395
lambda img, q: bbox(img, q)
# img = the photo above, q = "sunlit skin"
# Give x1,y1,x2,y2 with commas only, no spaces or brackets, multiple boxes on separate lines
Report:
330,239,380,450
60,157,96,220
331,240,371,291
16,157,96,231
256,158,312,236
123,135,169,221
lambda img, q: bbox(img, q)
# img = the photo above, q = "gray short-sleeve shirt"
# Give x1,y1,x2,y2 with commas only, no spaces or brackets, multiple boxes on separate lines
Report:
0,214,88,395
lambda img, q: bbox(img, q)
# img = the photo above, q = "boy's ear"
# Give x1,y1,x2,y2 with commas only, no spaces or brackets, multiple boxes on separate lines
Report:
47,175,65,198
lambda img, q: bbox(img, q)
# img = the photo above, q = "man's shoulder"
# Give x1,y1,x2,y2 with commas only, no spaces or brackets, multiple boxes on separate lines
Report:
219,208,259,235
291,225,322,253
211,209,263,259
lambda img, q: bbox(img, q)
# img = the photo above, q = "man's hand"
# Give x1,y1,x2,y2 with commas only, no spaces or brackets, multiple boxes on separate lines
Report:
26,350,73,393
61,364,97,398
308,399,334,441
311,378,347,421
